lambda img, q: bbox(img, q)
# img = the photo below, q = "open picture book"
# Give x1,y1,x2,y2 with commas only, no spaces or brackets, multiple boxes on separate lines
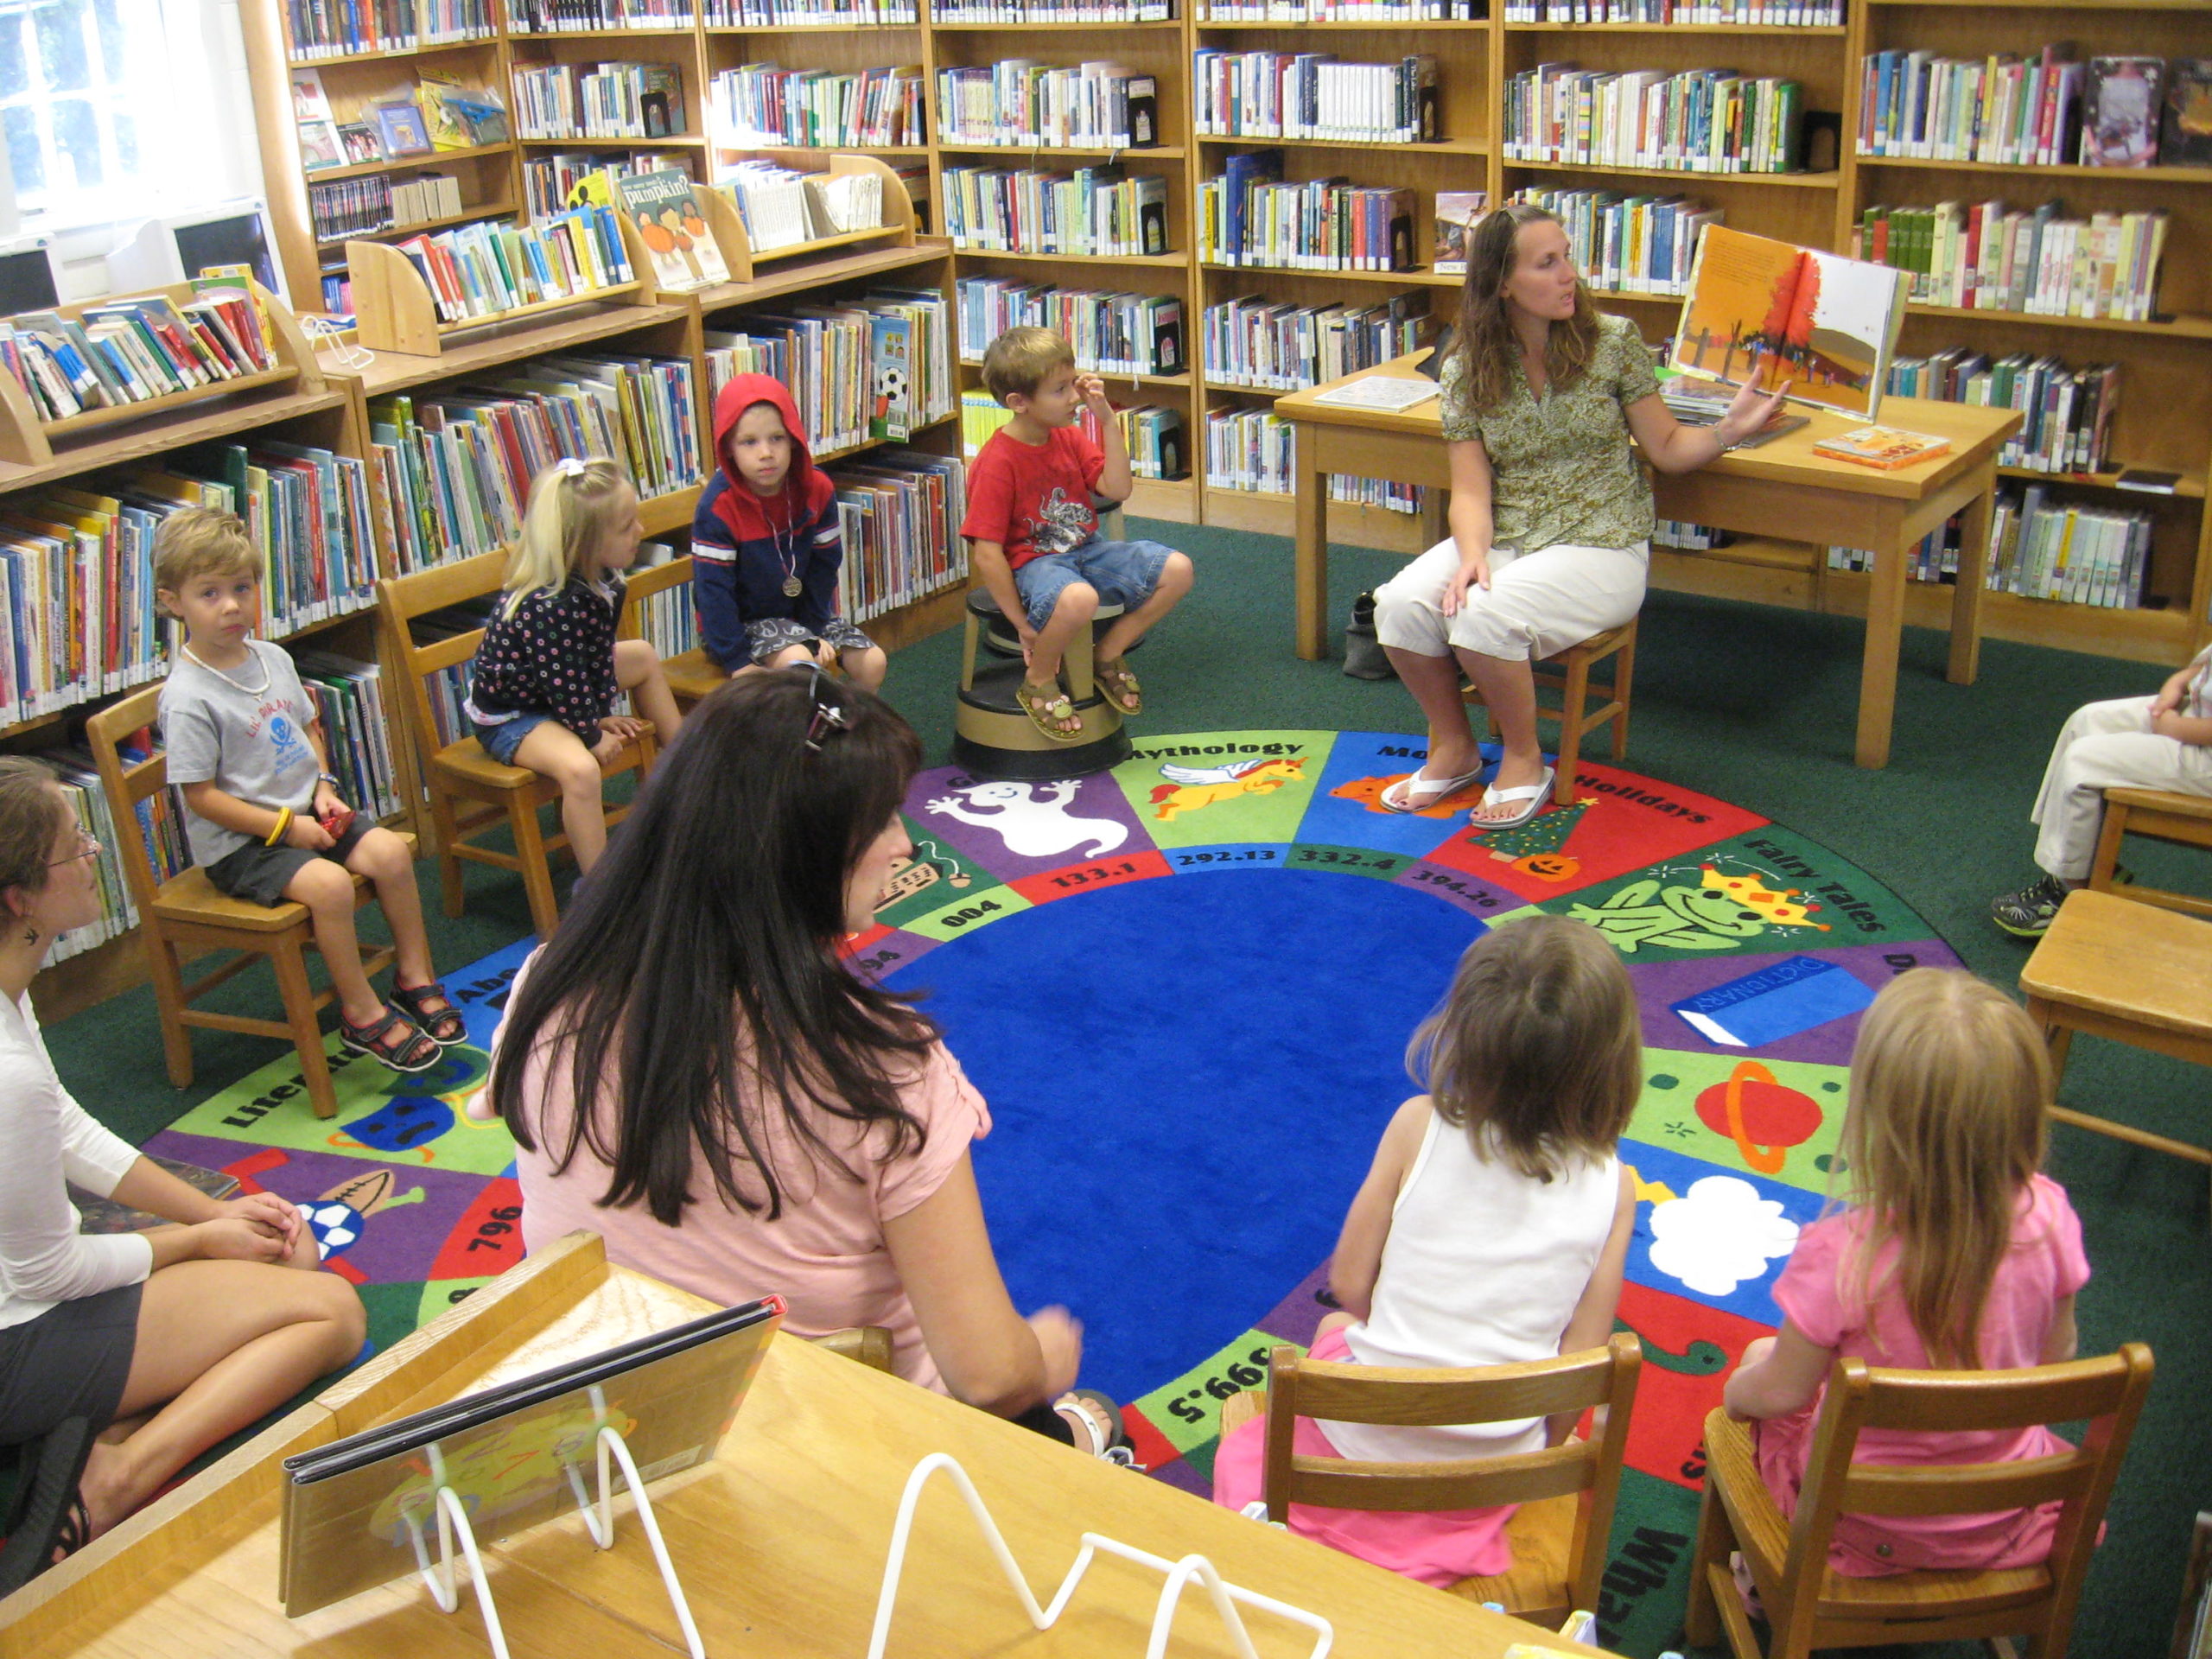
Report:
1669,224,1911,422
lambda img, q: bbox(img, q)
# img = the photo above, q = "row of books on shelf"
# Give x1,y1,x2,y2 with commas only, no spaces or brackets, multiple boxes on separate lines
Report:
47,751,147,962
702,0,917,19
942,166,1171,259
1198,0,1476,17
959,393,1187,481
524,152,678,220
1200,290,1427,391
283,0,495,59
392,207,637,325
1503,65,1807,176
935,63,1160,150
1510,188,1718,299
293,67,507,174
1827,487,2157,611
1852,201,2167,322
1201,157,1414,272
710,65,925,150
0,281,279,425
1859,50,2212,170
1503,0,1838,20
1203,408,1417,511
702,289,955,458
1885,349,2119,476
1191,51,1439,146
510,0,699,30
956,279,1185,377
514,62,688,142
311,175,436,245
628,543,696,664
0,443,376,727
828,451,969,621
1653,518,1730,551
936,0,1173,17
369,353,702,574
721,161,887,256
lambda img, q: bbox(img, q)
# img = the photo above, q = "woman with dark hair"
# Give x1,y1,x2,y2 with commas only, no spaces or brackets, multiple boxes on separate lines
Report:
1374,202,1784,829
0,757,365,1554
482,669,1122,1453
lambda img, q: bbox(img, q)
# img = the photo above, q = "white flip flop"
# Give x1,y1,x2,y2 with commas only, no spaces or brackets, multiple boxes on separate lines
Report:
1380,766,1485,814
1470,766,1554,832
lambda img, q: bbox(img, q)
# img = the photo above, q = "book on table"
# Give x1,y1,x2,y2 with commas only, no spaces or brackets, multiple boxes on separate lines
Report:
1809,424,1952,471
1669,223,1910,423
1310,375,1439,412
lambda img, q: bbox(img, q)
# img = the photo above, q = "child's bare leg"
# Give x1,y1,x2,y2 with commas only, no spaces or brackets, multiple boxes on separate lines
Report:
840,644,887,691
513,722,609,873
1095,552,1194,662
614,638,683,741
285,860,383,1027
344,826,432,988
1027,582,1096,687
77,1261,365,1536
735,645,815,677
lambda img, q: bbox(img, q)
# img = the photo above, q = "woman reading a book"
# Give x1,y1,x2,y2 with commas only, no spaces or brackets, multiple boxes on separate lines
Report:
1374,202,1783,829
480,671,1128,1459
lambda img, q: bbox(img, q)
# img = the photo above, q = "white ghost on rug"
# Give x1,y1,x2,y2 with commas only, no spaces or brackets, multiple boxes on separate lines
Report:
1647,1175,1800,1297
924,779,1129,860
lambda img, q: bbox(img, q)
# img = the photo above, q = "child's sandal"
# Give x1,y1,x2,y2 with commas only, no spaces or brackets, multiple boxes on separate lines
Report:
391,980,467,1046
340,1005,442,1075
1095,658,1141,716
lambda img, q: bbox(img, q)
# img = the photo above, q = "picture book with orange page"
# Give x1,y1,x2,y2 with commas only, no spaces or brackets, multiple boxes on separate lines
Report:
1669,224,1912,422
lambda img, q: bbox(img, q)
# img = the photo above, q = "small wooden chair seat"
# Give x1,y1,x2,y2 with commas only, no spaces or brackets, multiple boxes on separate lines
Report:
1462,618,1637,807
1445,1490,1580,1614
2020,888,2212,1169
86,685,419,1122
660,647,728,709
2089,785,2212,920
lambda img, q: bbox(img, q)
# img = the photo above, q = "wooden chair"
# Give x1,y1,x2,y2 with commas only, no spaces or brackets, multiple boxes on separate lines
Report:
2018,888,2212,1175
2088,786,2212,921
1686,1344,2155,1659
1219,1332,1640,1629
1462,620,1637,808
377,551,656,941
619,554,727,712
85,686,417,1121
811,1326,894,1373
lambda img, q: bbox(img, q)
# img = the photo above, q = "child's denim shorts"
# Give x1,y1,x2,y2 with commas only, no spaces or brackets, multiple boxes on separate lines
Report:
1011,537,1173,630
473,712,550,766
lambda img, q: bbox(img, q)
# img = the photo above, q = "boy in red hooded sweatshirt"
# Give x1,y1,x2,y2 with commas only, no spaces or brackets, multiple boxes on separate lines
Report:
689,372,887,690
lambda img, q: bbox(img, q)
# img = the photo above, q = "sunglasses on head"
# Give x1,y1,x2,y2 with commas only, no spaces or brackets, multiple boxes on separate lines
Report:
797,662,851,753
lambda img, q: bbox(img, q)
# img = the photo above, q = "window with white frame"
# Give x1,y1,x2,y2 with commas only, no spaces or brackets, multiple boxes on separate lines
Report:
0,0,259,228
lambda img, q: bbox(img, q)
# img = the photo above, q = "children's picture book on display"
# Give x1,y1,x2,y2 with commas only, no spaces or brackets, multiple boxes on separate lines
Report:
868,311,912,441
1669,224,1910,422
613,169,728,292
2160,60,2212,168
372,100,434,158
1432,191,1487,276
2082,57,2164,167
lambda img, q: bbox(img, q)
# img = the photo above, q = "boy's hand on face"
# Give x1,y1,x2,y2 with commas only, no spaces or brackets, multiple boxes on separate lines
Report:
1076,372,1114,418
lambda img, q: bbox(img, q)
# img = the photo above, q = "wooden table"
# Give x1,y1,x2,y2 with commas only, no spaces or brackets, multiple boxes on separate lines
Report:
1277,356,2023,769
4,1233,1614,1659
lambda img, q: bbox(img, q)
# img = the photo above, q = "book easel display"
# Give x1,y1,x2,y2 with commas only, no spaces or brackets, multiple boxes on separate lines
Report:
345,232,645,358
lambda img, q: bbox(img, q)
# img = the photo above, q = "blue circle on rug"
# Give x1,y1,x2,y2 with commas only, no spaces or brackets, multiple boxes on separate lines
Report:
887,868,1484,1401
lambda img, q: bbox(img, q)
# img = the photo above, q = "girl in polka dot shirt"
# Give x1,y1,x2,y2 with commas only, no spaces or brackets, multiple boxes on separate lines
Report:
467,458,685,872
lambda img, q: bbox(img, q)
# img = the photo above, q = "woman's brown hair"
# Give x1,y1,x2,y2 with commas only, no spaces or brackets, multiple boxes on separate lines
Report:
1410,914,1642,1181
0,757,66,921
1450,202,1601,416
1838,969,2051,1368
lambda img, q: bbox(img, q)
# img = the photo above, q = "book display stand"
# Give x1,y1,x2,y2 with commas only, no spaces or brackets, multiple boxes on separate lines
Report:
344,238,647,358
867,1452,1334,1659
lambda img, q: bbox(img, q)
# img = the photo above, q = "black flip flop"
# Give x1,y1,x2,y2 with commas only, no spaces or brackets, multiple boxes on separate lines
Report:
0,1415,95,1594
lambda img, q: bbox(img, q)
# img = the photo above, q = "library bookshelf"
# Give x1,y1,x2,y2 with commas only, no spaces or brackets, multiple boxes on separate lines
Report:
232,0,2212,670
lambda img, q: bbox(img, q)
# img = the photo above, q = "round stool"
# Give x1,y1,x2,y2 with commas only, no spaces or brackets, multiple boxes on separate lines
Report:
950,590,1133,780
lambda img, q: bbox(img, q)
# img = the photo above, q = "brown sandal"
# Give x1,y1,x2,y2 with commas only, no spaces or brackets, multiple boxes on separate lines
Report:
340,1005,441,1074
1015,678,1084,743
391,980,466,1046
1095,657,1142,716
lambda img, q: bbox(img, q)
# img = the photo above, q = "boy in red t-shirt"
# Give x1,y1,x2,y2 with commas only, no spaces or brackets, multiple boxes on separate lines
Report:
962,326,1194,741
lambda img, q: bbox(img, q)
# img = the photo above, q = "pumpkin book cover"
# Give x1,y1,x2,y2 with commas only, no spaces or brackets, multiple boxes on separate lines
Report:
614,169,728,293
1669,223,1910,422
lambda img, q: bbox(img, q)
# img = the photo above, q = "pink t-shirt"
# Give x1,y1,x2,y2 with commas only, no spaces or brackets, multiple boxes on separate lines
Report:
490,960,992,1392
1756,1172,2092,1575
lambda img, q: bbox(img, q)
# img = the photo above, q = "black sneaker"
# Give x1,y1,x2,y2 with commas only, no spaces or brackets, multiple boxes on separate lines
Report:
1991,874,2069,938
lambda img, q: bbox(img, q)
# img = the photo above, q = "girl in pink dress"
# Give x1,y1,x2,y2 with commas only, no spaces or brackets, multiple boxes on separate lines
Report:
1725,968,2091,1577
1211,915,1640,1586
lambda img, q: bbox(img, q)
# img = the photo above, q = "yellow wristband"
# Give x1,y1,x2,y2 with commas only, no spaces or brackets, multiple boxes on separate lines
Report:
266,807,293,847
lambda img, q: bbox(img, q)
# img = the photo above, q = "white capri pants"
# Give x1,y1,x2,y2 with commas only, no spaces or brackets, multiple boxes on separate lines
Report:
2031,696,2212,880
1373,537,1649,663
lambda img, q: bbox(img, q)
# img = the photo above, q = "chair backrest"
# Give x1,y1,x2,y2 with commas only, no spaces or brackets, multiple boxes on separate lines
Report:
374,551,507,766
1786,1344,2154,1630
83,683,175,919
615,554,695,643
1262,1331,1639,1603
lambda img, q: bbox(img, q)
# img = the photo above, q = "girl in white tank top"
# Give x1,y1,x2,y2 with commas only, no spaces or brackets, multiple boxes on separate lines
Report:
1212,916,1641,1586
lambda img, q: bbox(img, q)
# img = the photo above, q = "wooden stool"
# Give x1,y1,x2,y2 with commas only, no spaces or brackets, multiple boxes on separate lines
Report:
2019,888,2212,1172
1463,619,1637,807
950,589,1131,781
2088,785,2212,921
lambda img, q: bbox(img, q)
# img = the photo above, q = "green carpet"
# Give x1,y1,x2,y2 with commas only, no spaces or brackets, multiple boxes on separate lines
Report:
41,516,2207,1656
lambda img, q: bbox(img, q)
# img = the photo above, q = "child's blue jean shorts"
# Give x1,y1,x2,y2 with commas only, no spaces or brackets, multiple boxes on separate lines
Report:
1011,537,1174,631
473,712,550,766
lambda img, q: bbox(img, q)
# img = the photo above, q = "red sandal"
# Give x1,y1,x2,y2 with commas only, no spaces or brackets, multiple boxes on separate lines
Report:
391,980,467,1046
340,1005,441,1074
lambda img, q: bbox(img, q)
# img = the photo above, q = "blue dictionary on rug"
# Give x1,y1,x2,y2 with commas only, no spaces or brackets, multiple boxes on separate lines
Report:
1670,956,1875,1049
